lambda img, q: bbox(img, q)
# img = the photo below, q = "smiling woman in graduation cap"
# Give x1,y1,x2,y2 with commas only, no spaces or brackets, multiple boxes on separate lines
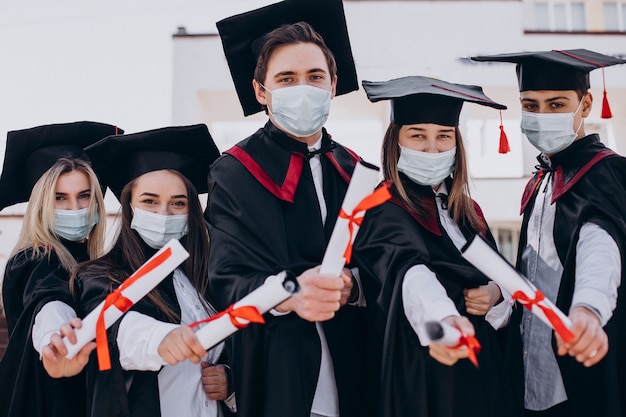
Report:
0,121,121,417
70,124,234,417
351,76,520,417
472,49,626,417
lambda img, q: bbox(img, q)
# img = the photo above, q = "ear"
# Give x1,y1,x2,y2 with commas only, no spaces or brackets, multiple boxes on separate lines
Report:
330,75,338,99
581,92,593,117
253,80,268,106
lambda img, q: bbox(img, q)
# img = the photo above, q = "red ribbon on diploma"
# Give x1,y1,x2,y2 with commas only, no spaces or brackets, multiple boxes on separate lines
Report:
512,289,576,343
338,182,392,263
189,304,265,330
96,248,173,371
449,330,482,368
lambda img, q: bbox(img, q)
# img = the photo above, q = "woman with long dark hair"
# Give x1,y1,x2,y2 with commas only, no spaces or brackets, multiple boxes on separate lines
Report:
72,124,234,417
353,76,519,417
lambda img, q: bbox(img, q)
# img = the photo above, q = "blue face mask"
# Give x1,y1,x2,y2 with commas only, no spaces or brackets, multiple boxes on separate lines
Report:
397,146,456,187
521,99,584,155
54,207,99,241
263,84,331,138
130,207,189,249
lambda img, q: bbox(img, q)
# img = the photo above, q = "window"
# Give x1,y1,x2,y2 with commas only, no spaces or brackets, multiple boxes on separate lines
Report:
604,2,626,31
489,224,521,264
571,2,586,30
532,1,587,31
535,2,551,30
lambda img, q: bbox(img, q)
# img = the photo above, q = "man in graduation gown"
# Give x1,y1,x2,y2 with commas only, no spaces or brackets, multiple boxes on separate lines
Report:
205,1,368,416
472,49,626,417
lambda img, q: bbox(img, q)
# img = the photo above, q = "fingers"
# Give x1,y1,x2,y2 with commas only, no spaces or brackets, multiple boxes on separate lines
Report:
289,268,348,321
76,342,97,364
556,307,609,367
339,275,353,306
443,316,475,337
159,327,208,365
429,342,469,366
59,322,78,345
201,364,228,400
49,332,69,357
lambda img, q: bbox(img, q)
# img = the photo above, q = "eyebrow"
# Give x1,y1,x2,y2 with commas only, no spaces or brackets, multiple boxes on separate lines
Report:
271,68,328,78
521,96,571,102
138,192,188,199
56,188,91,195
406,127,455,133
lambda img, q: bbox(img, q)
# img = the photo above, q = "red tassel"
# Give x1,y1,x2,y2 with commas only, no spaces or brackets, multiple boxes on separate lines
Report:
498,110,510,154
602,89,613,119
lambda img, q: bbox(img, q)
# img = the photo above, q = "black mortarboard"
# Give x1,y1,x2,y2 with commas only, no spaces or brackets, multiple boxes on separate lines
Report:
471,49,626,118
84,124,220,199
216,0,359,116
362,76,507,126
363,76,511,153
0,121,122,210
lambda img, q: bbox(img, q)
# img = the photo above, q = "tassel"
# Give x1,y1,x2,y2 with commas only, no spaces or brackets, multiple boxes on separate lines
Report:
600,67,612,119
602,89,613,119
498,110,510,154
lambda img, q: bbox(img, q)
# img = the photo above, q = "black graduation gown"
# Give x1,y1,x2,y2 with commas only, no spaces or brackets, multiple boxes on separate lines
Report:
510,134,626,417
73,247,235,417
205,121,367,417
352,176,519,417
0,241,89,417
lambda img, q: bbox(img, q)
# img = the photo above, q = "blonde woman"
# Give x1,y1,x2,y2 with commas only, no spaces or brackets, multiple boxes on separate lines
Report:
0,121,121,417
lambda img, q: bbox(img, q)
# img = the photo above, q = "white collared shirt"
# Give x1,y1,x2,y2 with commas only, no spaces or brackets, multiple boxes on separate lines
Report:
117,269,232,417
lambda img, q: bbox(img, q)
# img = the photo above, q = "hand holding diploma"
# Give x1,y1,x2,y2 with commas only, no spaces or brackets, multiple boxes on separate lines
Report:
426,317,481,367
191,270,300,350
557,306,608,367
158,326,207,365
63,239,190,370
461,234,575,343
273,267,345,322
42,318,96,378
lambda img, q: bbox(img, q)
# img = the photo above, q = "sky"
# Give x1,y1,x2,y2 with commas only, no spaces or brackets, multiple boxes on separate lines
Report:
0,0,278,157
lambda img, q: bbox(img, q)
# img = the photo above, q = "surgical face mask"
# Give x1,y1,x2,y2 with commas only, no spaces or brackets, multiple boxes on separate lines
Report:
397,146,456,188
263,84,331,138
54,207,99,242
130,207,189,249
521,100,584,155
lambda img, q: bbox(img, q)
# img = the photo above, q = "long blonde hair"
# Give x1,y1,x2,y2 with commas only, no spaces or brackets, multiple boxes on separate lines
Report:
11,157,107,271
382,123,486,235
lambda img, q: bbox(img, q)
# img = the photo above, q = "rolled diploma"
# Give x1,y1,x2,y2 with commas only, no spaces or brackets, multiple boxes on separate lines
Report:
195,271,299,350
64,239,190,358
319,160,381,276
425,320,463,346
461,234,573,332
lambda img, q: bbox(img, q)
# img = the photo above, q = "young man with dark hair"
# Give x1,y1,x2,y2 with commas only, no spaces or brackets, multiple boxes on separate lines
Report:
472,49,626,417
205,1,367,416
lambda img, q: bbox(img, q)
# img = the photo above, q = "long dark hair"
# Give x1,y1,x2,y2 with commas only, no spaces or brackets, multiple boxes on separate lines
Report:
72,169,211,321
382,123,486,235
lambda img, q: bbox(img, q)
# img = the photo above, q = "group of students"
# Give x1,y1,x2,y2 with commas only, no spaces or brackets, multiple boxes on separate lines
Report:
1,0,626,417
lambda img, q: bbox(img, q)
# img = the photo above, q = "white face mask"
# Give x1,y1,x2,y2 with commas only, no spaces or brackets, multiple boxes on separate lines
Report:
397,146,456,188
521,99,584,155
263,84,331,138
130,207,189,249
54,207,99,242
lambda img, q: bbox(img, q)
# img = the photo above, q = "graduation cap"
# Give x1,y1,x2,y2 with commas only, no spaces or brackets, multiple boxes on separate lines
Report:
362,76,511,153
471,49,626,119
0,121,122,211
84,124,220,200
216,0,358,116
